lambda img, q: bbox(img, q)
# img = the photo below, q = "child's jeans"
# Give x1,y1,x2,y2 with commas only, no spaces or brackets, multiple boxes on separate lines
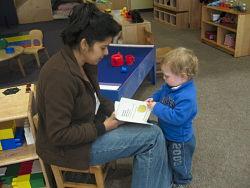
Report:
166,135,196,185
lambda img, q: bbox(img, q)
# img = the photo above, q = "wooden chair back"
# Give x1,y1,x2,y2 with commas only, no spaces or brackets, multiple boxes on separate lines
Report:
27,91,54,188
29,29,43,48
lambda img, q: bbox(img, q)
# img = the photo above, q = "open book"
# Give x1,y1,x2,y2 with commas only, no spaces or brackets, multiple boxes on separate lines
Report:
115,97,151,124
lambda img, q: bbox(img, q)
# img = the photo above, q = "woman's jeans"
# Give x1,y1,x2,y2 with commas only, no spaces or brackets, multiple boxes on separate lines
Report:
90,123,172,188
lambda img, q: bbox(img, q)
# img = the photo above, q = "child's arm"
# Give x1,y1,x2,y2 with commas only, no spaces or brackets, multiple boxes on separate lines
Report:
152,99,194,126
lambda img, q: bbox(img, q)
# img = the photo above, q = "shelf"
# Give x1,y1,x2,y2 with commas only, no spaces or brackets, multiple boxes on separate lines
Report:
201,37,217,46
206,5,249,15
0,85,31,123
201,37,235,55
0,144,38,166
217,43,235,53
202,20,236,32
154,2,177,12
201,5,250,57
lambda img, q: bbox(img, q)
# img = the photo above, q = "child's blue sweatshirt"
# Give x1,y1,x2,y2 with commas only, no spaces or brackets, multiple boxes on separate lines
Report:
151,79,197,142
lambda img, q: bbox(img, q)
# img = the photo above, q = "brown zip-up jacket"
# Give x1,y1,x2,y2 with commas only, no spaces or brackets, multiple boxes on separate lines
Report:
36,45,114,170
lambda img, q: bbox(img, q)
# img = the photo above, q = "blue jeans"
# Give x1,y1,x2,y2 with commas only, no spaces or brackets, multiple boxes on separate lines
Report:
166,135,196,185
90,123,172,188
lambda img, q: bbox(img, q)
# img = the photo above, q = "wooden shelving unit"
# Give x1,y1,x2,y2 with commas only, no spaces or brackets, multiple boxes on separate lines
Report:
154,6,189,28
0,85,45,186
154,0,190,28
201,5,250,57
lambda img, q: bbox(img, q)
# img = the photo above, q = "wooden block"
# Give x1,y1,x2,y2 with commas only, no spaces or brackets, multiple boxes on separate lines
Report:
0,120,16,140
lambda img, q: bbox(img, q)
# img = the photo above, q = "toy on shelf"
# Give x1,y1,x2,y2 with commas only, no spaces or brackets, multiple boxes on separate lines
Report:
208,0,248,12
2,87,20,95
0,160,45,187
18,161,33,175
205,31,217,41
111,52,124,67
5,47,15,54
0,120,16,140
120,7,132,19
125,55,135,65
0,127,25,150
120,66,128,73
120,7,128,16
0,38,8,50
224,33,236,48
104,8,112,13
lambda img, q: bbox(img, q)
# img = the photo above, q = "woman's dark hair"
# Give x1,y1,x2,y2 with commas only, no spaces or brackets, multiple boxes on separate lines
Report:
61,3,121,48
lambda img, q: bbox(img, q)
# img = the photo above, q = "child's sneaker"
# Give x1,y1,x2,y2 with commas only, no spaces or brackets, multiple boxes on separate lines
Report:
173,184,188,188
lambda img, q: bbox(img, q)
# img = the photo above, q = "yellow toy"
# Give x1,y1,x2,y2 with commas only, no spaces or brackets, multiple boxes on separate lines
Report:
120,7,128,16
105,8,112,13
12,174,31,188
0,120,16,140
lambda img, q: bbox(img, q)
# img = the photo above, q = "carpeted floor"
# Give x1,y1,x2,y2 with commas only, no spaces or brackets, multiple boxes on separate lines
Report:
1,11,249,188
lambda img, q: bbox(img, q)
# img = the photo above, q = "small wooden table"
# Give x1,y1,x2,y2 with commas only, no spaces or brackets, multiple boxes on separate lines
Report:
0,85,37,166
0,46,26,76
112,10,151,44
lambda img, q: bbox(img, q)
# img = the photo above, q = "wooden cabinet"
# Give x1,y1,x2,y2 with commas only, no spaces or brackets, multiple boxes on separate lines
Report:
154,6,189,28
0,85,46,186
154,0,190,28
0,85,37,166
201,5,250,57
154,0,202,29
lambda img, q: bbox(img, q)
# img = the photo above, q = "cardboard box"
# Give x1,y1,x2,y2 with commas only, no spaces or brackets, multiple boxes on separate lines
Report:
14,0,53,24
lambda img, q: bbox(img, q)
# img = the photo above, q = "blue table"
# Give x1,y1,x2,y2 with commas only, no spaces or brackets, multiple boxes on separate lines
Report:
98,44,156,101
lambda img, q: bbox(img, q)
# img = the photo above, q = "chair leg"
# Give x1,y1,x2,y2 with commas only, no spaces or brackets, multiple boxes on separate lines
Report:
94,168,105,188
51,165,65,188
40,159,57,188
16,57,26,77
34,53,41,68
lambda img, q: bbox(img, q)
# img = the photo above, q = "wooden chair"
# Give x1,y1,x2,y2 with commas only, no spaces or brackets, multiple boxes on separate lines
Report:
28,91,110,188
23,29,49,68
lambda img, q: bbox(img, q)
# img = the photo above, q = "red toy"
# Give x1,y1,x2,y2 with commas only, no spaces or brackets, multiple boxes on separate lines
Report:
111,52,124,67
125,55,135,65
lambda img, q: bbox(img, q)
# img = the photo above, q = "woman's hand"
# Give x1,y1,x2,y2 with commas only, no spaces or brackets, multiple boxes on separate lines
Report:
103,113,124,131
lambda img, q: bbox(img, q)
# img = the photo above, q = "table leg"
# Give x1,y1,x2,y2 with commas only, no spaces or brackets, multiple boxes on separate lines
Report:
149,48,156,85
149,65,156,85
16,57,26,77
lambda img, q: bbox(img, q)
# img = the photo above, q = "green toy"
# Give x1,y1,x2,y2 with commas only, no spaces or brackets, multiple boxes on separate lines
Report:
0,38,8,50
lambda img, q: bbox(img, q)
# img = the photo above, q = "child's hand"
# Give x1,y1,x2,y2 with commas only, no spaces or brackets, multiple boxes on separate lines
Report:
146,100,156,110
145,98,154,102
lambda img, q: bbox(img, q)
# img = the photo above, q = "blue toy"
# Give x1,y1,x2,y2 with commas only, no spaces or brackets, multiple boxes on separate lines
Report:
5,47,15,54
0,128,24,150
120,66,128,73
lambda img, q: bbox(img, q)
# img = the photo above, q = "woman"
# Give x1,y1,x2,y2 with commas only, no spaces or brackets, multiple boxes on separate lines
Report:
36,3,171,188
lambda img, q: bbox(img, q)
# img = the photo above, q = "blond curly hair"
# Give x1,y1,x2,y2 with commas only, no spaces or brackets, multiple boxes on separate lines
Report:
160,47,198,79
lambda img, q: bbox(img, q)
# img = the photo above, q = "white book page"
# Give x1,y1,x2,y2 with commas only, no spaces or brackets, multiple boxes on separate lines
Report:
115,98,151,124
